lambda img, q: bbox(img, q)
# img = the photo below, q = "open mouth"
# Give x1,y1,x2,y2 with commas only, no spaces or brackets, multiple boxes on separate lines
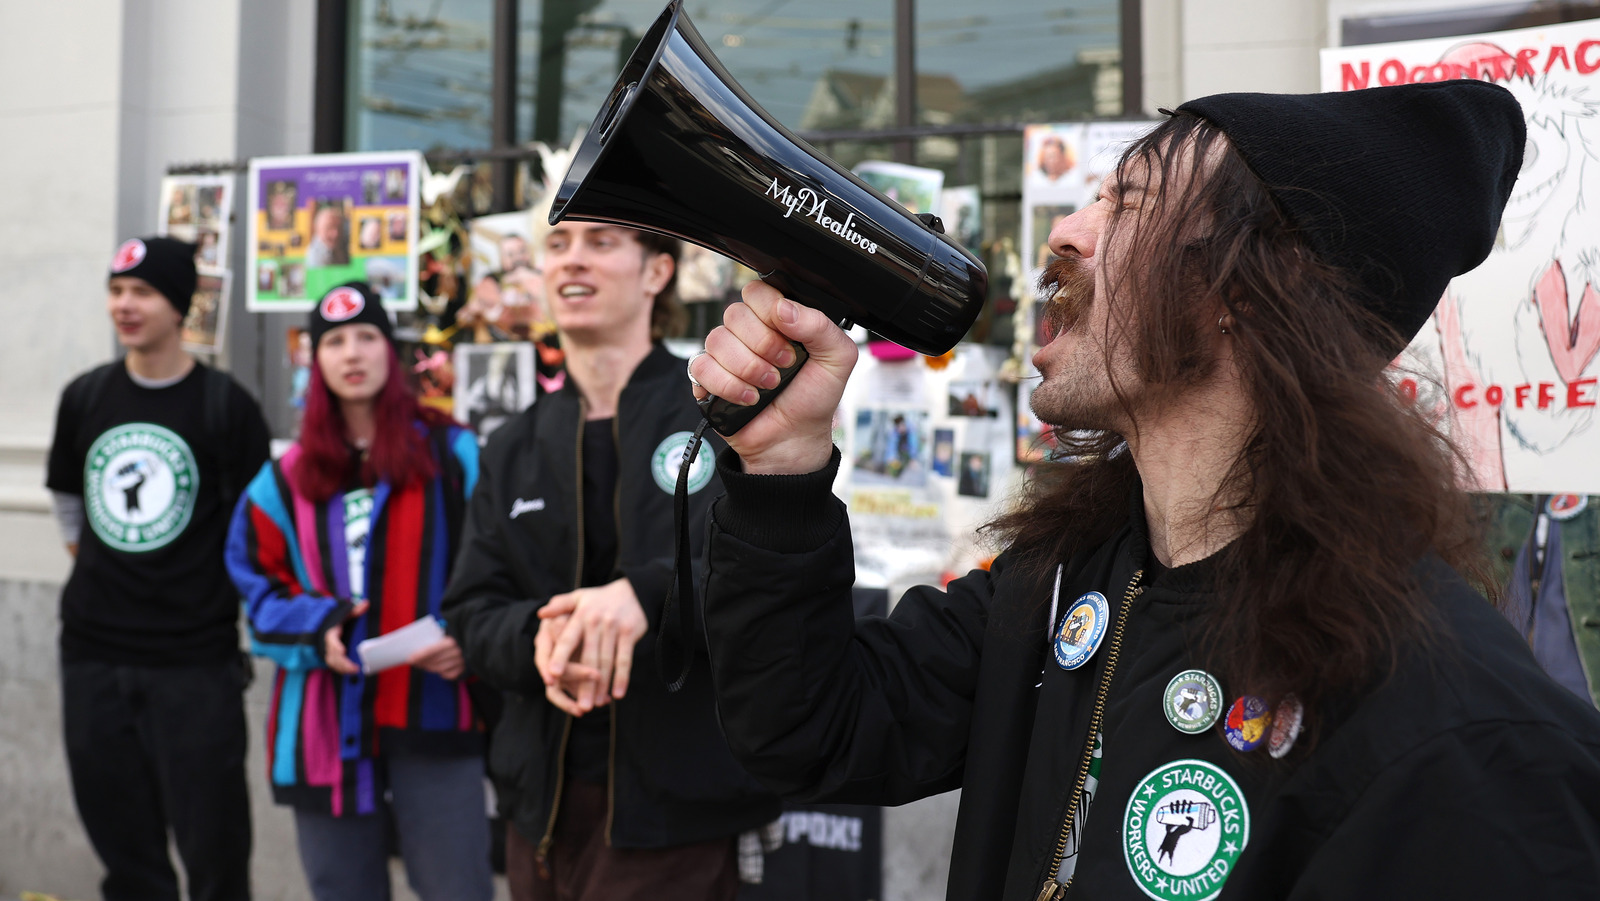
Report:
558,284,596,299
1038,254,1095,343
1044,287,1091,341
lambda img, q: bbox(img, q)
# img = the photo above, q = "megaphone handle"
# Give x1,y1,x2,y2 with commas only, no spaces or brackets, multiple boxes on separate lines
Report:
698,340,809,435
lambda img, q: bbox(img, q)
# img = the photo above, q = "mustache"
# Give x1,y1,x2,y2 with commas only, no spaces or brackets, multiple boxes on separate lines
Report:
1038,255,1095,343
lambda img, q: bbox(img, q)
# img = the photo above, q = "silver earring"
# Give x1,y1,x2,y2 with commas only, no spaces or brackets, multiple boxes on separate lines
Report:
1218,315,1231,335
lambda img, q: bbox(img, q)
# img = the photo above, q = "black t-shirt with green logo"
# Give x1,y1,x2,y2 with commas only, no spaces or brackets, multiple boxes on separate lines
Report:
46,362,271,665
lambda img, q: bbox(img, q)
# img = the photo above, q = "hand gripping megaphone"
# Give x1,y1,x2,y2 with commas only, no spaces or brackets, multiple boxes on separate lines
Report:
549,0,988,435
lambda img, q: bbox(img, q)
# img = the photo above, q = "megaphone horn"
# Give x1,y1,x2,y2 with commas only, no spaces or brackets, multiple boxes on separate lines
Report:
550,0,988,435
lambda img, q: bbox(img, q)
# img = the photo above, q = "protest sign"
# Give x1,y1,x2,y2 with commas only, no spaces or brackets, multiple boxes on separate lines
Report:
248,151,421,312
1020,121,1153,275
1324,20,1600,492
181,272,230,355
852,160,944,215
158,174,234,353
453,342,536,441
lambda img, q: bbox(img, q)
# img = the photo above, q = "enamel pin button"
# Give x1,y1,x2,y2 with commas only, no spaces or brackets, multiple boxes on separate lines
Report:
1548,494,1588,521
1164,670,1223,734
1268,695,1304,759
1054,591,1110,670
1224,696,1272,752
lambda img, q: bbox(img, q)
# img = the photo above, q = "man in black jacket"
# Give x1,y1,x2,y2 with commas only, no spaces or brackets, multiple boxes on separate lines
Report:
441,222,778,901
685,83,1600,899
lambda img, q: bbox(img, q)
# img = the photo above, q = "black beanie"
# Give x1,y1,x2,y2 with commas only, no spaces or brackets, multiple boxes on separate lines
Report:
108,236,198,317
309,282,395,351
1177,80,1525,349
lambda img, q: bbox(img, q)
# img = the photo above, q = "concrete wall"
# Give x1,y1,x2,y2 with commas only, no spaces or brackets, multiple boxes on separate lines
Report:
0,0,323,896
0,580,304,901
1181,0,1330,97
0,1,126,449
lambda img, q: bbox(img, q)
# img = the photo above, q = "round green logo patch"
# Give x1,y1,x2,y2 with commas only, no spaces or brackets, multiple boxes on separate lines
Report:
651,431,713,495
84,423,199,553
1163,669,1223,734
1123,759,1249,901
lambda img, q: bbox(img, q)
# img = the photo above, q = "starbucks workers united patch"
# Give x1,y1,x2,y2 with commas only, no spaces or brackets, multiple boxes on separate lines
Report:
651,431,713,495
1123,759,1250,901
84,423,199,552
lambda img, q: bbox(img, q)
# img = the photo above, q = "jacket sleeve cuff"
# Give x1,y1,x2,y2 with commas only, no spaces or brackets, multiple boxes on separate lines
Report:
712,446,844,554
312,599,354,665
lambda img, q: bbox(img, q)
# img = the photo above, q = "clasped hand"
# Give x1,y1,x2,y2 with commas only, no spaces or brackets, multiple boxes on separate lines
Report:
534,577,648,716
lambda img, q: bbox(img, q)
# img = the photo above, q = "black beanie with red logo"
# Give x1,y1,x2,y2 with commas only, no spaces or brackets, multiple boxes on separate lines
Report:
309,281,395,351
108,236,198,317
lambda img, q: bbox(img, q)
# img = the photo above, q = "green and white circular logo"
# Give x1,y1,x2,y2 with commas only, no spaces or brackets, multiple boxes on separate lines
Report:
1123,759,1249,901
1163,669,1223,734
84,423,199,552
651,431,713,495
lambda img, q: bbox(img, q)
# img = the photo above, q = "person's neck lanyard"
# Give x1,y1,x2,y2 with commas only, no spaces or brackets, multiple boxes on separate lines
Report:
659,420,710,692
1530,496,1551,603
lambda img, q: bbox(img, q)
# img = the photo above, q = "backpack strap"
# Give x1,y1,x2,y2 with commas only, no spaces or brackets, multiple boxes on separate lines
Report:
203,366,240,515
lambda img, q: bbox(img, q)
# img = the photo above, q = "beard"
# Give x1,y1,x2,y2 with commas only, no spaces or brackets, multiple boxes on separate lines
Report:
1029,255,1124,432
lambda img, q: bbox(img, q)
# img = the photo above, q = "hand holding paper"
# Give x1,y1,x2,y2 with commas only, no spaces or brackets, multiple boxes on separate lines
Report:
356,616,445,675
407,633,465,680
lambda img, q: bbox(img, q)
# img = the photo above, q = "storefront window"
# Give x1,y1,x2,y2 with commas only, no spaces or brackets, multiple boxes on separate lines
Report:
518,1,894,143
346,0,496,152
908,0,1120,238
345,2,1121,156
336,0,1125,345
914,0,1120,129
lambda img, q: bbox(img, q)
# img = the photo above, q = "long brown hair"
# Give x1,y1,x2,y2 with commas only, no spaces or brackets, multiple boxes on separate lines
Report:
989,113,1490,717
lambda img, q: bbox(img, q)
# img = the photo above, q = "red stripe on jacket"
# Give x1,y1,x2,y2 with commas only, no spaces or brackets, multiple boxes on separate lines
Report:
374,481,425,730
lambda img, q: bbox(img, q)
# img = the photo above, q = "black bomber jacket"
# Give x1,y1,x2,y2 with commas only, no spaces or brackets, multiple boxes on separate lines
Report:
441,344,780,850
703,448,1600,900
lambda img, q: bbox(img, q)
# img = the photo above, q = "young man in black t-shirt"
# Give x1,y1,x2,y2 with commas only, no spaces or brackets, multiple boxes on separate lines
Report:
46,236,270,901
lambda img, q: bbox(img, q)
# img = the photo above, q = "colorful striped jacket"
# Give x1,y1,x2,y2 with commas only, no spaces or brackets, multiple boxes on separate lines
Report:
225,424,481,816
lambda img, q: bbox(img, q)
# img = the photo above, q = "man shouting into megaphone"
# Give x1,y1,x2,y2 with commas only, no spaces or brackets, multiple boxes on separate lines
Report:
682,82,1600,900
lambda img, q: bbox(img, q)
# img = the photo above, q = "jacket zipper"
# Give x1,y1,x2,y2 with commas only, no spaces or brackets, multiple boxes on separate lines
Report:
537,398,590,861
1035,569,1145,901
604,412,623,845
536,717,574,860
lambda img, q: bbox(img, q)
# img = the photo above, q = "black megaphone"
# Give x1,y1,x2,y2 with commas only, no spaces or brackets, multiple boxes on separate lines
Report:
550,0,988,435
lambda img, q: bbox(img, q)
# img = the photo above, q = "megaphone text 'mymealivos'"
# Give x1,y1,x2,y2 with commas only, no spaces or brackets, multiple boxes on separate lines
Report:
550,0,988,436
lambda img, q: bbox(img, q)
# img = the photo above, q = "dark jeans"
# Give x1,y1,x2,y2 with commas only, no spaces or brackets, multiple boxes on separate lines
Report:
293,751,493,901
506,780,738,901
62,658,252,901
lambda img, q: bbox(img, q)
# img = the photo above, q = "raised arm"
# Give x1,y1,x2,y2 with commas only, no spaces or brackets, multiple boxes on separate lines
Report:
691,281,988,804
